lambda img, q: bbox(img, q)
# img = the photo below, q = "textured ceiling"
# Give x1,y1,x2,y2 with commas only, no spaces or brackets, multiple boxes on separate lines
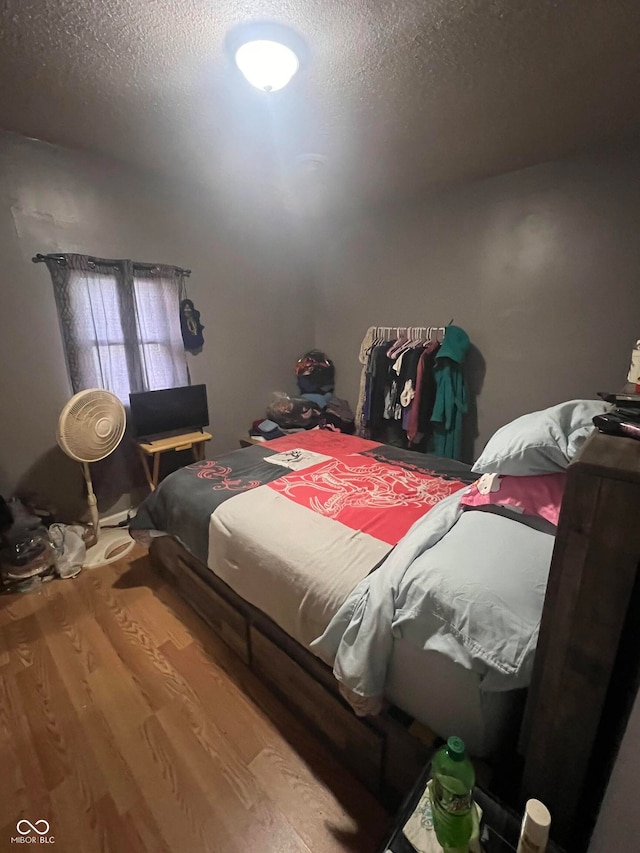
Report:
1,0,640,207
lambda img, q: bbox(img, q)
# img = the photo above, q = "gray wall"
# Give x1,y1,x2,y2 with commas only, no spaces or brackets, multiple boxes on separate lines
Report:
313,147,640,461
588,687,640,852
0,131,313,519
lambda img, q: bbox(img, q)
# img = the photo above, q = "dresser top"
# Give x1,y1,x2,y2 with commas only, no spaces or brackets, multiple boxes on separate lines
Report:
573,429,640,483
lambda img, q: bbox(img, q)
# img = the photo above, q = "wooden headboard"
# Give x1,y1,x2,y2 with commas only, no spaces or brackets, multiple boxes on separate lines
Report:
521,430,640,852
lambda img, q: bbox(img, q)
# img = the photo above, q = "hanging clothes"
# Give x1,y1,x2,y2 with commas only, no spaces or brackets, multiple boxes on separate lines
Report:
355,327,376,437
408,340,440,445
398,346,423,429
369,344,394,435
430,325,470,460
355,324,469,454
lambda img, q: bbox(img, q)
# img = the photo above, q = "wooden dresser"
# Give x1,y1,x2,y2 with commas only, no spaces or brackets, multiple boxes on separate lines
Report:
521,431,640,851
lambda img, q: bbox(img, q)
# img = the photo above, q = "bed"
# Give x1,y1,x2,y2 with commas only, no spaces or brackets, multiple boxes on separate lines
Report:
131,427,557,797
131,398,640,853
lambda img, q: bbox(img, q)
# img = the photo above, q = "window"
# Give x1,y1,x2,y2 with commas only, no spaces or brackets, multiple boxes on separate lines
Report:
45,255,189,401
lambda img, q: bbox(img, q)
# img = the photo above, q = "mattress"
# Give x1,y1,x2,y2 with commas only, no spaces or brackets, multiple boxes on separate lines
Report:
386,639,519,756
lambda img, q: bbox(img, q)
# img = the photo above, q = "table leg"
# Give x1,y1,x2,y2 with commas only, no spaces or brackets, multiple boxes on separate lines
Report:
138,447,155,492
152,451,161,490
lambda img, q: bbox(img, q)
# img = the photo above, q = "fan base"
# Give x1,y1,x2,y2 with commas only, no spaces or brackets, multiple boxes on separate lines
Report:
84,528,135,569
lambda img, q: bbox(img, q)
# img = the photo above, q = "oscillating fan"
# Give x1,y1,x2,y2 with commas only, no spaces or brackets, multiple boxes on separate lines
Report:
56,389,135,568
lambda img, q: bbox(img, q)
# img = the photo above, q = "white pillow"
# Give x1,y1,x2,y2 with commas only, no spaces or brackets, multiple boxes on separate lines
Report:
472,400,610,476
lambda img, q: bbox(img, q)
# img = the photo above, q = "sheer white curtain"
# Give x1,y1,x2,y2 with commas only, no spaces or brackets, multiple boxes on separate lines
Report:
133,267,190,393
47,254,188,401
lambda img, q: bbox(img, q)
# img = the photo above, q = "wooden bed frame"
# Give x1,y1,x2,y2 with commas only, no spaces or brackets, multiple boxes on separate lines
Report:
521,430,640,851
149,431,640,851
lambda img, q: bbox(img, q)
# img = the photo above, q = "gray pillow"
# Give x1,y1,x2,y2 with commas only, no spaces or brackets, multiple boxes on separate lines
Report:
472,399,610,476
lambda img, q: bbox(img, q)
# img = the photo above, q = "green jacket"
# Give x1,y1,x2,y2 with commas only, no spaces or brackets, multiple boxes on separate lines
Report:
430,325,470,460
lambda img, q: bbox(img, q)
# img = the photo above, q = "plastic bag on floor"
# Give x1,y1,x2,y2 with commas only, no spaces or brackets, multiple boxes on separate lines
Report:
1,525,56,582
49,523,86,579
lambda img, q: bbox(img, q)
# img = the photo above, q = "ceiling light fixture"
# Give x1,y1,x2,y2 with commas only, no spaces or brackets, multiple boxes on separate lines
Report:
235,39,299,92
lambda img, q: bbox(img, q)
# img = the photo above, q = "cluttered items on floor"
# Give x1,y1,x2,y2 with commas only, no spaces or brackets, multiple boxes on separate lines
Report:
248,350,356,439
0,496,88,592
0,497,89,590
0,496,57,591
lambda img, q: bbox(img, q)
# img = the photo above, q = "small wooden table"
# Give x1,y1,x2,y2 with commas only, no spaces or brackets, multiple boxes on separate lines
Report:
136,431,212,491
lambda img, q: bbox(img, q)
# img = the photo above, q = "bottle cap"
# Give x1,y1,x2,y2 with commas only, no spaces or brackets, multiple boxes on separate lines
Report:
522,799,551,847
447,736,466,760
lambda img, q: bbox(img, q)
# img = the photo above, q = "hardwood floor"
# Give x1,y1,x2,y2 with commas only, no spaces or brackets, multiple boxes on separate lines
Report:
0,546,389,853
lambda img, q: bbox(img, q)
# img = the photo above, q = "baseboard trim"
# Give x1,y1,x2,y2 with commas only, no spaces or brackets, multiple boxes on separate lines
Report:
101,507,136,526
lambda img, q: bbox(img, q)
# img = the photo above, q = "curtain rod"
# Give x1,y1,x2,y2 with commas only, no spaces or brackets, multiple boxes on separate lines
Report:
32,253,191,277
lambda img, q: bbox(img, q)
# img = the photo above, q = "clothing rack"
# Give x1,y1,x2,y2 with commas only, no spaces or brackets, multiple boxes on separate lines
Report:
370,325,447,342
356,320,465,455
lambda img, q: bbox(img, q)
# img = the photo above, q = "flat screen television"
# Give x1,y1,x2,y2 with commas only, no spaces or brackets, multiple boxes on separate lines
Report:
129,384,209,440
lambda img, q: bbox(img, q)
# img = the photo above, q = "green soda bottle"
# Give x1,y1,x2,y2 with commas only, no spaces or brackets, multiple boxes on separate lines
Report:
430,736,476,852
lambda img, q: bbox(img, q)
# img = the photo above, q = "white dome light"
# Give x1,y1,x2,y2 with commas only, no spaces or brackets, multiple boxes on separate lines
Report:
235,40,299,92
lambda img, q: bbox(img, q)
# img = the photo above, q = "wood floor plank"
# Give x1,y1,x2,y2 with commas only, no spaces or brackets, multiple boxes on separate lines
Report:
0,549,388,852
17,643,109,811
239,796,315,853
0,674,28,827
161,635,389,851
121,796,173,853
1,609,39,673
0,671,51,824
15,649,70,791
160,638,275,764
112,554,194,651
49,778,129,853
0,590,39,623
49,777,99,853
33,598,141,815
250,744,388,853
122,713,236,853
81,568,197,713
39,594,155,821
136,588,194,651
155,695,316,853
157,693,262,813
0,622,10,668
34,590,99,713
161,623,390,845
84,641,153,740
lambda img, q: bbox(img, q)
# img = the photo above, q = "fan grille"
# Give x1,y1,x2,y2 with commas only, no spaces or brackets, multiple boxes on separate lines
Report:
57,390,126,462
